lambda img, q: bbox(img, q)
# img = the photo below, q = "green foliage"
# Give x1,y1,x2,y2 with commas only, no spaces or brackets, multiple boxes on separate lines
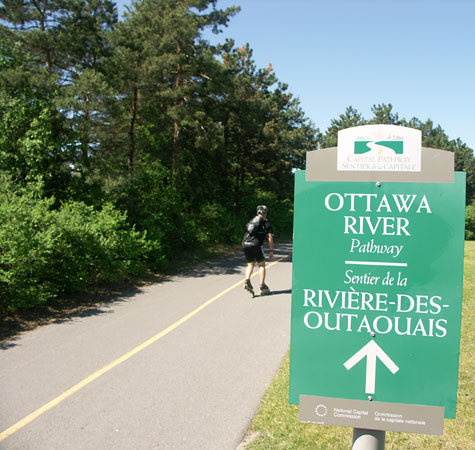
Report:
193,202,233,244
2,1,472,315
0,176,160,314
49,202,159,287
321,106,366,148
0,179,58,312
113,160,189,262
0,92,72,199
465,204,475,240
368,103,401,125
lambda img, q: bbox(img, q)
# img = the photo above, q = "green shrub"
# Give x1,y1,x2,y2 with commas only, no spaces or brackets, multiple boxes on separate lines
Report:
193,202,247,244
0,181,59,312
113,161,191,262
48,202,159,292
0,178,162,314
466,204,475,240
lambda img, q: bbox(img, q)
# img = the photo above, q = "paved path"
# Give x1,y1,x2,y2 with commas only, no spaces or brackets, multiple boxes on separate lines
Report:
0,243,292,450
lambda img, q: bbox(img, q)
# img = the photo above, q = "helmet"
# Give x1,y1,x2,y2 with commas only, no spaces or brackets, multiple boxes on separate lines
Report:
257,205,268,215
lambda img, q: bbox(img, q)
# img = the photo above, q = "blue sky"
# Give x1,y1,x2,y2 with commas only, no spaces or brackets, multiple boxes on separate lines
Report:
116,0,475,150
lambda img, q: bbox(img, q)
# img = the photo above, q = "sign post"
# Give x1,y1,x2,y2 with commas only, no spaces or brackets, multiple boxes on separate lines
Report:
289,125,466,448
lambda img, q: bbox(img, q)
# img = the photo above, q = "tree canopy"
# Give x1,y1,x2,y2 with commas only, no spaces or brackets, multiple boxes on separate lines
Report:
0,1,473,312
0,0,318,255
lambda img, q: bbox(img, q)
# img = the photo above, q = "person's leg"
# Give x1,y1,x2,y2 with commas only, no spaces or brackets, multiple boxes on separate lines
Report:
258,259,270,295
256,246,266,284
258,262,266,285
243,246,255,281
246,262,255,280
244,263,255,294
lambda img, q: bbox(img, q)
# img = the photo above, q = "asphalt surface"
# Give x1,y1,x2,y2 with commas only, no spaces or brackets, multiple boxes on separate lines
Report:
0,243,293,450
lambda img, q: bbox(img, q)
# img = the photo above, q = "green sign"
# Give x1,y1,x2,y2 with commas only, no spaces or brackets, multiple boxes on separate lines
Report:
289,170,466,418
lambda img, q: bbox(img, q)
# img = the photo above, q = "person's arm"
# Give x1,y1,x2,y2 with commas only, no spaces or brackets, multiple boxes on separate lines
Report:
268,233,274,259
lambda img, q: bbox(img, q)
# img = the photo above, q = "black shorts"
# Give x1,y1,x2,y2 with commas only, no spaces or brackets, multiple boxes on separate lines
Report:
243,243,265,264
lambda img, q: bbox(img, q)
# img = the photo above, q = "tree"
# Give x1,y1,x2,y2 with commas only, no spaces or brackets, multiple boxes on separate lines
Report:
0,0,119,202
0,0,62,74
369,103,401,125
54,0,118,183
321,106,366,148
454,139,475,202
110,0,238,186
0,35,71,200
0,0,326,307
0,0,117,80
104,1,252,246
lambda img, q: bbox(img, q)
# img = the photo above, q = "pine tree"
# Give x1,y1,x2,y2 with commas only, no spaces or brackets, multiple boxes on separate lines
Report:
110,0,238,187
0,0,118,202
322,106,366,148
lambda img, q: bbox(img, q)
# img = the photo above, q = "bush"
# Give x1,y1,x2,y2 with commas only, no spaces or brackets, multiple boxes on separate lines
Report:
0,178,161,314
114,161,192,262
0,182,58,312
466,204,475,240
47,202,159,292
193,202,246,244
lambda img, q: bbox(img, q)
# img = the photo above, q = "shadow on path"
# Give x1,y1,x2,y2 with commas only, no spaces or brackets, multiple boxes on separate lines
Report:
1,241,293,346
0,288,141,347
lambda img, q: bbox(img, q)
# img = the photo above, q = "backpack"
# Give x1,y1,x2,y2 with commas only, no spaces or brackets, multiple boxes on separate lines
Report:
244,216,262,242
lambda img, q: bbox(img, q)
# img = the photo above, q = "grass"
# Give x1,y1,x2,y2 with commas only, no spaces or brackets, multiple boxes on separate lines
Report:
240,241,475,449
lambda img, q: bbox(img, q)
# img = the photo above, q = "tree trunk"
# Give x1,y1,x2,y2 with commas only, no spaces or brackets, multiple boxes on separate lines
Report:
128,87,138,172
36,3,53,72
172,40,182,191
80,105,90,177
173,120,180,190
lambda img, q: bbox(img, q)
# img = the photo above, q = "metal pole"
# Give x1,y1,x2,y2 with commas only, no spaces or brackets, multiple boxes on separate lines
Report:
352,428,385,450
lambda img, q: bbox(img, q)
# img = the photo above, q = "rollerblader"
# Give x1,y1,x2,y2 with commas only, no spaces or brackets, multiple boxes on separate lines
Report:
242,205,274,297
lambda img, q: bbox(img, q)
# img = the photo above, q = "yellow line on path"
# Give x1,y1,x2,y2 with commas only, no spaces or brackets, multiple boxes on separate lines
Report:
0,254,289,443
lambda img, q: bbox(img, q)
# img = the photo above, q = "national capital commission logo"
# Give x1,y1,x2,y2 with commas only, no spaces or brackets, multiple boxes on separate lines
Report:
337,125,422,172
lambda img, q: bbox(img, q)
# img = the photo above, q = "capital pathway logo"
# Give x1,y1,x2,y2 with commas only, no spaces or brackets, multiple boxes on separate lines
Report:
337,125,421,172
354,139,404,155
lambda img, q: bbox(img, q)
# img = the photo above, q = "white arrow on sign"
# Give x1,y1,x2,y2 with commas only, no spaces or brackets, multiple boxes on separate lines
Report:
344,340,399,394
